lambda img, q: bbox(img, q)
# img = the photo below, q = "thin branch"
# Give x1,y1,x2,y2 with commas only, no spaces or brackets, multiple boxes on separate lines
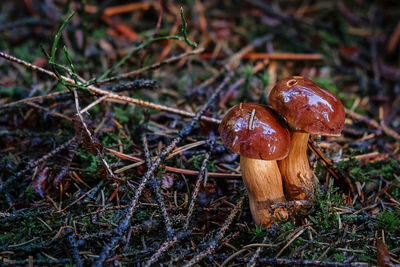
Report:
66,229,83,267
183,196,244,267
0,137,77,193
79,95,108,114
216,255,368,266
142,134,174,239
143,136,215,266
345,108,380,128
247,235,272,267
0,90,69,109
96,7,197,82
143,236,180,267
0,51,221,124
379,106,400,140
106,148,242,178
98,48,204,84
72,88,115,179
184,135,215,230
92,71,234,266
26,102,73,121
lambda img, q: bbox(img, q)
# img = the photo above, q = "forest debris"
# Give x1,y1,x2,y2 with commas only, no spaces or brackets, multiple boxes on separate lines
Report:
243,52,323,60
387,21,400,53
1,1,400,265
103,2,153,17
308,141,355,196
376,238,391,267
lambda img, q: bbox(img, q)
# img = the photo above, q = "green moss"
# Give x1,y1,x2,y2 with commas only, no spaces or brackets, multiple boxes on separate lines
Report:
357,253,377,263
308,183,344,231
259,72,270,87
304,252,320,260
0,85,30,100
189,154,216,173
0,211,64,247
280,221,295,232
24,187,36,202
12,40,46,63
336,155,399,183
86,104,100,118
333,252,346,262
313,76,339,95
380,159,398,180
318,30,340,45
114,106,134,125
248,225,268,243
75,148,100,176
342,214,358,223
91,28,108,40
376,210,400,234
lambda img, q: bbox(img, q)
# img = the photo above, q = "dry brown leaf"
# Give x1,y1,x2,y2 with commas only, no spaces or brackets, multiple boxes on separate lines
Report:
376,238,391,267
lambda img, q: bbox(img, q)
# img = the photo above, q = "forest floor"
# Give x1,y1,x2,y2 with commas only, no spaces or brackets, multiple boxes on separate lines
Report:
0,1,399,266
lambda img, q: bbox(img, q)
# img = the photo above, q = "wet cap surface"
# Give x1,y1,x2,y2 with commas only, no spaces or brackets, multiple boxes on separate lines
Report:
268,76,345,135
218,103,290,160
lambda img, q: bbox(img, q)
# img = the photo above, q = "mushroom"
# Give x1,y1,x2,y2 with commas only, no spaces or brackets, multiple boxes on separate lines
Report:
268,76,345,200
218,103,290,227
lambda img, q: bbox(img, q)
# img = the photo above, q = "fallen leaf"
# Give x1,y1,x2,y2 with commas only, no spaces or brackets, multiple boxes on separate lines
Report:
376,238,391,267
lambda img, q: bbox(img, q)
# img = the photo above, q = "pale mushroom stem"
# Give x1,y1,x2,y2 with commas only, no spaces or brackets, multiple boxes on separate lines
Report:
240,156,288,227
278,132,314,200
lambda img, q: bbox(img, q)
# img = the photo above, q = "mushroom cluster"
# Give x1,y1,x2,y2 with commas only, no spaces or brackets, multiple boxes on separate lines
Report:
218,76,345,227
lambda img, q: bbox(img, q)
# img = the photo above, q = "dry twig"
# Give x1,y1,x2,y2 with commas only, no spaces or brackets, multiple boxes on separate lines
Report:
92,71,234,266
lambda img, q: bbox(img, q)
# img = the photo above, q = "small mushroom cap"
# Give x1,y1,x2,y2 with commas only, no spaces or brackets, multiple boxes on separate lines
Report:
218,103,290,160
268,76,345,136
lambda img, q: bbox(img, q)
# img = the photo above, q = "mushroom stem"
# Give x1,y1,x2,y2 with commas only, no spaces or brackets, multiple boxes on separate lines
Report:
240,156,288,227
278,132,314,200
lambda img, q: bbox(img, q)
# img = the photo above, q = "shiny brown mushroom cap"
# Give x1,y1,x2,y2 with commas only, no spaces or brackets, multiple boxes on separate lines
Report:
268,76,345,136
218,103,290,160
